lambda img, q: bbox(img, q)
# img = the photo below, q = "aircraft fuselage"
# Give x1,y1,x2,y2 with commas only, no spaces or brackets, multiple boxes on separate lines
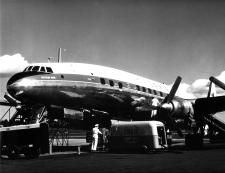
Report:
6,63,192,120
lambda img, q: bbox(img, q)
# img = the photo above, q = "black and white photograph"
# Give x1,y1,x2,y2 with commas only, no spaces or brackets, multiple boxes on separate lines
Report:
1,0,225,172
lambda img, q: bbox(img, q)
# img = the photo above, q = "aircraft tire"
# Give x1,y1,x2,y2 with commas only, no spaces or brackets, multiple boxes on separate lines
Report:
185,134,203,149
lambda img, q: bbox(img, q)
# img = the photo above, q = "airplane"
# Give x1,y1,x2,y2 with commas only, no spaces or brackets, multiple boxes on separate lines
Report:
1,62,225,149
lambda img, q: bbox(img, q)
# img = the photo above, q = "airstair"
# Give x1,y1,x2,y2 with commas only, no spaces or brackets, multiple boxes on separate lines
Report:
204,111,225,133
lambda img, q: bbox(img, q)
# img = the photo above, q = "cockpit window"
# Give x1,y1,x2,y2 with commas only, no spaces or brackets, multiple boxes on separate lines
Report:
23,67,29,72
32,66,40,71
27,66,33,71
23,65,53,73
40,66,46,72
46,67,53,73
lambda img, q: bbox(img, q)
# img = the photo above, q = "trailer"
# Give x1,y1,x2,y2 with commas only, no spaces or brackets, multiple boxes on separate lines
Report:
108,121,168,152
0,123,49,159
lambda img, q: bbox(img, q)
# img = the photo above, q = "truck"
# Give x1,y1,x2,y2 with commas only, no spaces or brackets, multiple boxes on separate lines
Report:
0,123,49,159
108,121,168,152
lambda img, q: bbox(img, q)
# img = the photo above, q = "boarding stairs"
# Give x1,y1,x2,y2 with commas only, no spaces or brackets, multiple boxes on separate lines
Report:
204,111,225,133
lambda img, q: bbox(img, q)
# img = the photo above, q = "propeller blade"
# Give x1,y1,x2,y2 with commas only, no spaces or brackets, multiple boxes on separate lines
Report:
156,76,183,137
209,76,225,90
163,76,182,104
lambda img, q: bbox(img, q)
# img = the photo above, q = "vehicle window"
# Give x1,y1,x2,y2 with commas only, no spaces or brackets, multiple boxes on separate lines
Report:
100,78,105,85
40,66,46,72
153,90,157,95
118,82,123,89
32,66,40,71
109,80,114,87
46,67,53,73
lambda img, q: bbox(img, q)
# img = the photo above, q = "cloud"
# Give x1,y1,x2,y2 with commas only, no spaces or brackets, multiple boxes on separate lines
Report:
179,71,225,99
188,79,209,98
170,71,225,99
168,82,196,99
0,54,29,77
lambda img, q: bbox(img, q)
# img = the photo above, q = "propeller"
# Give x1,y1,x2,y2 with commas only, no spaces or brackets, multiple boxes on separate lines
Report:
195,76,225,117
209,76,225,91
156,76,183,137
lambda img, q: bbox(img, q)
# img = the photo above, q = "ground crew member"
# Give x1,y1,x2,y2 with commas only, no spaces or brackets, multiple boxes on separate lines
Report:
91,124,102,151
151,97,159,117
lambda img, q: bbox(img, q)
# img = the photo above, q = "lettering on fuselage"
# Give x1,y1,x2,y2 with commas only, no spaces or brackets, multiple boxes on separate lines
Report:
41,76,56,80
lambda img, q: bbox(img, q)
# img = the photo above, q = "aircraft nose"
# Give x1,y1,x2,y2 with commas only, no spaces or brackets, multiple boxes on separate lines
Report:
7,81,19,98
7,72,31,99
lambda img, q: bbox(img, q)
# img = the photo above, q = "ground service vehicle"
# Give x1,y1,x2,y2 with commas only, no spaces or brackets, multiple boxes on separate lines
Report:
0,123,49,159
108,121,167,152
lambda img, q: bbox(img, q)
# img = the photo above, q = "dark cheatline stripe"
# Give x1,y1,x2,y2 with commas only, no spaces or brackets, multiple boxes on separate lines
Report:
32,73,167,99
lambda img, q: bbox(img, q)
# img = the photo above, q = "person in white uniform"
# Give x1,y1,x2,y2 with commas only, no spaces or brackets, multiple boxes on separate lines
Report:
151,97,159,118
91,124,102,151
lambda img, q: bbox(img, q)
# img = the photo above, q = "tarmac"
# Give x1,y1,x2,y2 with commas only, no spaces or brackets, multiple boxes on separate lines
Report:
1,139,225,173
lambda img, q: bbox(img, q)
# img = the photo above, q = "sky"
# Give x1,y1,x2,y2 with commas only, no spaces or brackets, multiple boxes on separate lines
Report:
1,0,225,115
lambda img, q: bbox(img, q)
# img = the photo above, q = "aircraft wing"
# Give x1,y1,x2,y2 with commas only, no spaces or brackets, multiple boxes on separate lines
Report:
195,76,225,115
195,95,225,115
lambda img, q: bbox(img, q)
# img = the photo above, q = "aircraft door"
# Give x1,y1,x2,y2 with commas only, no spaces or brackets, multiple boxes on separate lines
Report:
157,126,167,146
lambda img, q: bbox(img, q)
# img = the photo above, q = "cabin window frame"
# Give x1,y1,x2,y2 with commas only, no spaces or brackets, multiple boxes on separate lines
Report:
153,90,158,95
142,87,146,92
136,85,140,91
118,82,123,89
109,80,114,87
100,78,106,85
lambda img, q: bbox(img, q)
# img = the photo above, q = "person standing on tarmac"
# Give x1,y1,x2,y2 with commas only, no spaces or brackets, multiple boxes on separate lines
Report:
151,97,159,118
91,124,102,152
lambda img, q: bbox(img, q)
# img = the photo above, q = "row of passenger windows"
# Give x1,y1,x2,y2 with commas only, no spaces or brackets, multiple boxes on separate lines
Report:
99,77,164,97
100,78,123,89
136,85,164,97
24,66,53,73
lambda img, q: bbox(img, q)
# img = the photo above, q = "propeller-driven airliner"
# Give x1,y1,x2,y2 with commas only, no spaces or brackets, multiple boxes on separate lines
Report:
1,62,225,152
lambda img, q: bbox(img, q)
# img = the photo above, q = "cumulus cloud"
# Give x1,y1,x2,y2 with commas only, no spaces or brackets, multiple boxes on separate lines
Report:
168,82,196,99
177,71,225,99
188,79,209,98
0,54,29,77
176,82,196,99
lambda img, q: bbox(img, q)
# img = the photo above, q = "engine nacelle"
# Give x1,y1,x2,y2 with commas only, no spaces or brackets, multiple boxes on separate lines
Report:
170,99,194,119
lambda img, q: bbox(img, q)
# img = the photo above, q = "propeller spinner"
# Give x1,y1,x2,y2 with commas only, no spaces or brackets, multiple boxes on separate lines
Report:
156,76,183,137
